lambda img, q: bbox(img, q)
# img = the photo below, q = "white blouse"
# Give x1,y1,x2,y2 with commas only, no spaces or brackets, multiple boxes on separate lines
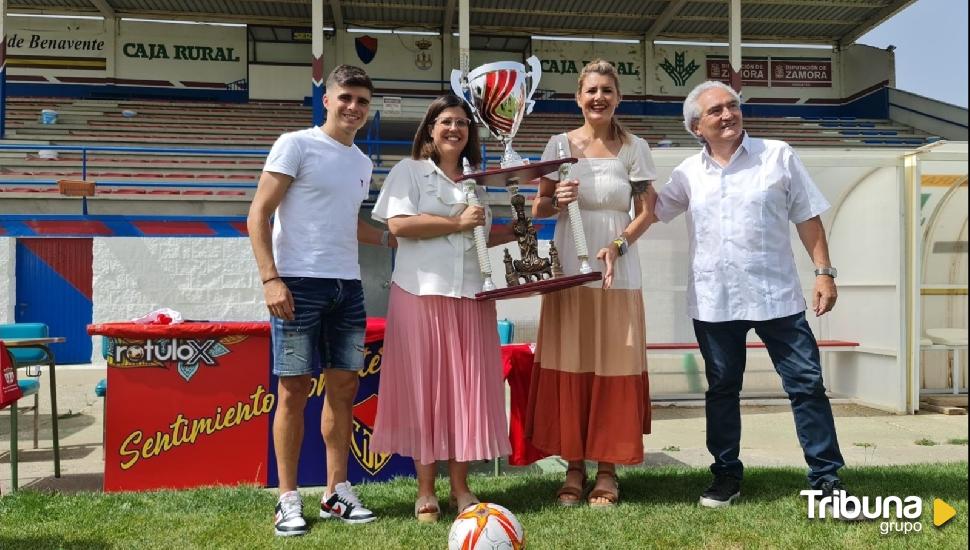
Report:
372,158,492,299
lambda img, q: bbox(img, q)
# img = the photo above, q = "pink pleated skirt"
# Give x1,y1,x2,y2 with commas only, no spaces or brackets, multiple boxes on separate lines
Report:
371,284,511,465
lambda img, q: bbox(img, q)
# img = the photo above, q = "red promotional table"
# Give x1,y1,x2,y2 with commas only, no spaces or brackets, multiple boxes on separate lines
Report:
88,319,412,492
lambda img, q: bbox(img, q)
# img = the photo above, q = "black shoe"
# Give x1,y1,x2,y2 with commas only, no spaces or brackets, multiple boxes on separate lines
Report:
816,479,864,521
699,475,741,508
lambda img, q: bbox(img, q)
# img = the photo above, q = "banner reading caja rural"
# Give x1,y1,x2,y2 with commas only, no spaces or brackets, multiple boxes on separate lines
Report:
4,16,245,89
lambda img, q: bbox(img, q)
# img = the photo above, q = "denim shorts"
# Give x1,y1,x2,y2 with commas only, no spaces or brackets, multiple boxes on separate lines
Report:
271,277,367,377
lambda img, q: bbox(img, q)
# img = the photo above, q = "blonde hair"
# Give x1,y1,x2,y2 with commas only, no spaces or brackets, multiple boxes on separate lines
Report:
577,59,630,143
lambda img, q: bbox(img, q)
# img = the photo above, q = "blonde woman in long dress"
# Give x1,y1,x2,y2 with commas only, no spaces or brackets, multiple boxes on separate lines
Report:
526,60,657,507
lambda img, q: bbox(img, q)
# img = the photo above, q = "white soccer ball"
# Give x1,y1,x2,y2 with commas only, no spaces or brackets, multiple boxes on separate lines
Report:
448,502,525,550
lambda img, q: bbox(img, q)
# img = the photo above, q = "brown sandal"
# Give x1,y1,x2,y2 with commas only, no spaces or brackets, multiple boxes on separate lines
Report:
415,495,440,523
588,470,619,508
556,466,587,507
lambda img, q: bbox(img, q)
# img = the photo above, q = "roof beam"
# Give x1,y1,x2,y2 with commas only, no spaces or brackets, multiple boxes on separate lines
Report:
658,31,835,45
470,6,651,21
839,0,916,46
645,0,687,42
687,0,887,6
74,9,314,26
329,0,344,30
340,1,655,21
675,15,857,26
88,0,115,18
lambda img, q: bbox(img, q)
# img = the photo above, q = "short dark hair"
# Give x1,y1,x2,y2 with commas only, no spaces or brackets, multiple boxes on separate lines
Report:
326,65,374,94
411,94,482,168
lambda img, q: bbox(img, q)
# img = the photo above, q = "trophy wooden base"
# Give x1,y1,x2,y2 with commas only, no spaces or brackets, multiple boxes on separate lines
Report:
475,272,602,301
465,158,577,187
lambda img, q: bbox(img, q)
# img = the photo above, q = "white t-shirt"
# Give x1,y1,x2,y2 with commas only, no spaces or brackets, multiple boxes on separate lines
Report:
372,158,492,298
655,133,830,322
263,127,372,280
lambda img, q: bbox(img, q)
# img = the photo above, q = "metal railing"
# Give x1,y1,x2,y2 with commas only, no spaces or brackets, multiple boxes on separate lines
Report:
0,143,542,200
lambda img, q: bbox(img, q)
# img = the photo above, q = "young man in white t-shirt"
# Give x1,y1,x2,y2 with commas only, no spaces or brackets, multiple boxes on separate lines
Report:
247,65,391,537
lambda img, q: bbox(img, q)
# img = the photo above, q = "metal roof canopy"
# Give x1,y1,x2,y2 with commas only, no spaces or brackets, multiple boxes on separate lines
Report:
5,0,916,47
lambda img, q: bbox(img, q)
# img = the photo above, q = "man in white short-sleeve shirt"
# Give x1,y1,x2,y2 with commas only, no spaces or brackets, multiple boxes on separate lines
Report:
247,65,392,536
654,81,848,511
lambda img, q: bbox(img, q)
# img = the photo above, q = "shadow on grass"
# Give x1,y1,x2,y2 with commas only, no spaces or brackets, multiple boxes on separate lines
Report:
0,411,98,440
652,403,897,420
25,472,104,494
457,464,970,514
0,443,101,465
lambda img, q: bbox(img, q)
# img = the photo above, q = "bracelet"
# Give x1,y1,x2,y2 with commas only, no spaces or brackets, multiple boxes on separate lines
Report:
262,276,281,285
380,230,390,247
612,235,629,256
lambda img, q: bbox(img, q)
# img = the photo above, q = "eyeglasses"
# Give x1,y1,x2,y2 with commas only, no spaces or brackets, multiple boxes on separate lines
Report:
435,117,472,129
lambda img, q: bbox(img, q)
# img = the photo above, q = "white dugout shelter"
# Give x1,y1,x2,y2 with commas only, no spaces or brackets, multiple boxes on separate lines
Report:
496,143,968,415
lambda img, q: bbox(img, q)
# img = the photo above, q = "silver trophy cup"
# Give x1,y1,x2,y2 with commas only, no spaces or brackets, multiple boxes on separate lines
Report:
451,56,542,168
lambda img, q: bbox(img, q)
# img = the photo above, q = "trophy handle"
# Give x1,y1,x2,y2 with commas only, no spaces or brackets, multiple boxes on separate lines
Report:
450,68,466,100
451,68,485,128
524,56,542,115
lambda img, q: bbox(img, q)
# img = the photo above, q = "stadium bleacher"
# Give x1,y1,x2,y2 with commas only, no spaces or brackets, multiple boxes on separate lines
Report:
0,96,933,200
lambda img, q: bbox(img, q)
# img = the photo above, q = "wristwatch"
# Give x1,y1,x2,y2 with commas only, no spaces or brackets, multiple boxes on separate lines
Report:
814,266,838,278
612,235,629,256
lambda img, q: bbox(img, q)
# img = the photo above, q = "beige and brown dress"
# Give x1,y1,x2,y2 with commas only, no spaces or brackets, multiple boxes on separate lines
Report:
525,133,655,465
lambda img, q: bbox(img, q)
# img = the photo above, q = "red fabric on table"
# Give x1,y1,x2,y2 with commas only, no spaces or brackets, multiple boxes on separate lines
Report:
1,342,24,409
501,344,549,466
88,321,269,338
88,318,387,344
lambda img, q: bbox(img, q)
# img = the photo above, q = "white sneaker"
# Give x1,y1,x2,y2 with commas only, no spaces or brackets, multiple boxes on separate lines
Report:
274,491,308,537
320,481,377,524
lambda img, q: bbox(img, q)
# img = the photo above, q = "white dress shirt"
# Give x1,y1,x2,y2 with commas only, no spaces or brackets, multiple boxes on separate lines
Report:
655,133,830,322
372,158,492,299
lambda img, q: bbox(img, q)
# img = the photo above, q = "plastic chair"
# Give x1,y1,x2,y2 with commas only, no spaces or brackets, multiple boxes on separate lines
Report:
0,323,61,490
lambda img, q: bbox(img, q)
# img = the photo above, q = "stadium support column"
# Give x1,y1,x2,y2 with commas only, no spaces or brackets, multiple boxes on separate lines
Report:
641,39,655,96
728,0,742,94
458,0,469,76
312,0,325,127
1,0,7,140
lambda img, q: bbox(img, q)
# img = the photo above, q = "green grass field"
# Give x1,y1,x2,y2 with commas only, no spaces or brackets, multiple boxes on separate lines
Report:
1,463,966,549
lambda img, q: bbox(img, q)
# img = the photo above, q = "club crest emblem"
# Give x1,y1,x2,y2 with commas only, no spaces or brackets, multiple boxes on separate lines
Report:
350,394,391,476
414,38,433,71
355,35,378,64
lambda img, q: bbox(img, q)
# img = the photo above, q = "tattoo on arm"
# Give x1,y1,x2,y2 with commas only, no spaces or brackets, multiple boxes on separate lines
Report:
630,180,651,197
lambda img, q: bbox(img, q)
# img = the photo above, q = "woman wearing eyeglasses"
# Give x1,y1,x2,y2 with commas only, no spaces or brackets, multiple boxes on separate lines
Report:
371,94,515,523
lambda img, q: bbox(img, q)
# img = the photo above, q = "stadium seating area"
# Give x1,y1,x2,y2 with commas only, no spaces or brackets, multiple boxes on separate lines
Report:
0,96,933,201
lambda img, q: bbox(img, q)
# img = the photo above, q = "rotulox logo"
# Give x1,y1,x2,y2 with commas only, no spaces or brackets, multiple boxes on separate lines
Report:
108,337,239,381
